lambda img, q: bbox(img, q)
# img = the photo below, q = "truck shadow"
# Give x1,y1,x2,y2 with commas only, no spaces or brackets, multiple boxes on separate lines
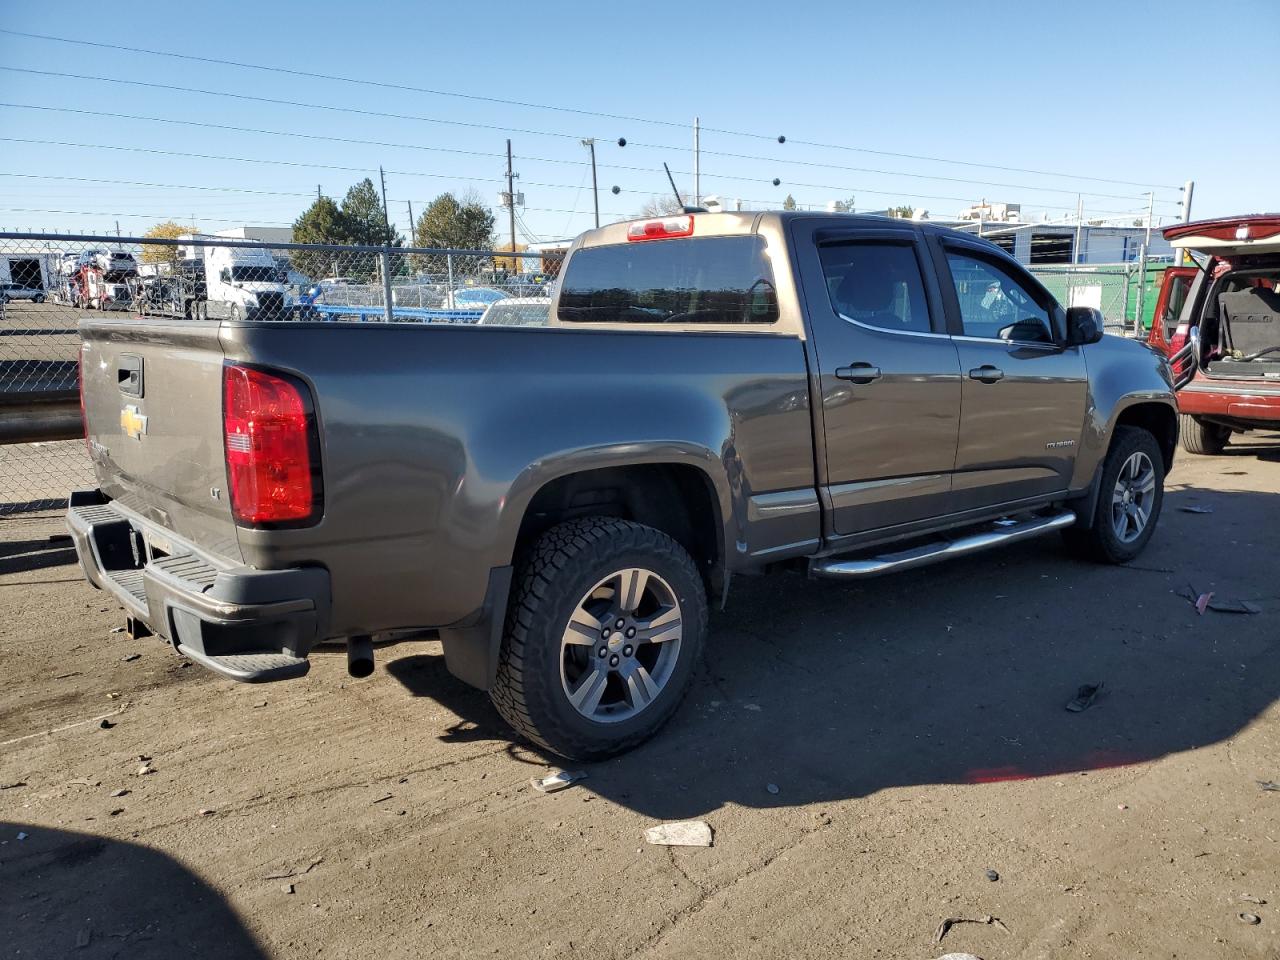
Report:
0,822,267,959
386,481,1280,819
0,536,78,576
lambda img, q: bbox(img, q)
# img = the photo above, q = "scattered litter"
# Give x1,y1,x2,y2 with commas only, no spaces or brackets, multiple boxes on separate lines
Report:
121,653,141,663
1257,781,1280,792
74,925,92,949
1179,504,1214,514
67,778,99,787
253,701,268,708
1239,895,1267,905
0,781,26,790
16,832,27,841
934,915,1009,944
530,770,587,794
1066,682,1104,713
934,955,984,960
742,703,762,712
645,820,713,847
99,719,115,729
766,783,780,795
198,808,214,816
372,793,394,804
110,788,129,798
106,692,120,699
109,626,126,634
135,764,154,776
1118,803,1128,810
985,869,1000,882
52,672,80,680
282,884,295,895
109,808,124,816
263,857,323,881
1177,584,1261,615
1196,592,1213,615
1239,913,1261,926
136,754,151,762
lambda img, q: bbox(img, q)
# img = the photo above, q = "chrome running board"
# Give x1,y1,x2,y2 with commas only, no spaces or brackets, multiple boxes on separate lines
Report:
809,510,1076,580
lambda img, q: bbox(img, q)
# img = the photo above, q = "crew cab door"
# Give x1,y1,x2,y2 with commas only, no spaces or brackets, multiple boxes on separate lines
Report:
931,236,1088,510
793,222,962,536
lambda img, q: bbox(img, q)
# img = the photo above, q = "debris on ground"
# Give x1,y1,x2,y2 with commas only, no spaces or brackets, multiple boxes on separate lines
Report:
985,869,999,882
530,770,587,794
74,925,92,949
372,793,394,804
282,883,295,895
1178,585,1261,615
1257,781,1280,792
1238,912,1261,925
99,719,115,729
263,857,324,881
109,626,126,634
198,808,214,816
1179,504,1214,514
67,778,99,787
1239,895,1267,905
16,831,28,841
121,653,141,662
934,915,1010,944
0,781,26,790
110,788,128,798
933,955,984,960
766,783,780,795
644,820,713,847
1066,682,1104,713
135,764,154,776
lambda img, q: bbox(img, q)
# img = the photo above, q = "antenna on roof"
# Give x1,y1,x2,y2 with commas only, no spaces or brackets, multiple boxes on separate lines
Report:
662,162,707,214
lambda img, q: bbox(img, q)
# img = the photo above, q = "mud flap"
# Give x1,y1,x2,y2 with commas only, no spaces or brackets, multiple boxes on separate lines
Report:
438,566,513,691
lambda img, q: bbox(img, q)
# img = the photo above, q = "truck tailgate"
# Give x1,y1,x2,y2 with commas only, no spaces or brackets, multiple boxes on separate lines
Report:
80,317,242,561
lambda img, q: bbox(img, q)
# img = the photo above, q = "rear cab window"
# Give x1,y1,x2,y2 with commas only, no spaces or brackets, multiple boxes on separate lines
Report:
557,235,779,325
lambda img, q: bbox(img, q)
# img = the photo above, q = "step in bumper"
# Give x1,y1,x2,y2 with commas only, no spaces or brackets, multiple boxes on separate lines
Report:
66,490,329,683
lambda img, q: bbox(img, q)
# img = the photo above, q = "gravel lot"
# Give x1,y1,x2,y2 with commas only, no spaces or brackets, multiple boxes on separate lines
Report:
2,438,1278,959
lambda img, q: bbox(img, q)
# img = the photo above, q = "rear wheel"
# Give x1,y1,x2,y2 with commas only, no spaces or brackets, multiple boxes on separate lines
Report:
33,294,44,304
491,517,706,760
1180,414,1230,455
1062,425,1164,564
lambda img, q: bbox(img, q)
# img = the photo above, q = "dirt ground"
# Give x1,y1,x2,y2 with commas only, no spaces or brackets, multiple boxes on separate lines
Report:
2,438,1279,960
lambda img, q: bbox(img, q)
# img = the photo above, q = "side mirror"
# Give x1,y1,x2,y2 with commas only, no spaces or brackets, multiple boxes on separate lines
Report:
1065,305,1104,346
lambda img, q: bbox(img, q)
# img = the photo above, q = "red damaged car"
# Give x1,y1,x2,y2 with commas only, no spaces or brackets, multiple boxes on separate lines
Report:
1149,214,1280,454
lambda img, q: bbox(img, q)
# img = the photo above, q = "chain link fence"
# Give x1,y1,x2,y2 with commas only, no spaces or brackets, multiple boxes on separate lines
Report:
0,231,562,515
1028,261,1176,336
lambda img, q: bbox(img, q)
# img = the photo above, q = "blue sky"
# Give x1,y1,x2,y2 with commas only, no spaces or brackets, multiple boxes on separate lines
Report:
1,0,1276,243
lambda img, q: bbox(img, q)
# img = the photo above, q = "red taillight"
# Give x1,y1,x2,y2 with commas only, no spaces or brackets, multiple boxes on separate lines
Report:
222,364,321,526
1168,323,1192,379
78,342,88,451
627,215,694,241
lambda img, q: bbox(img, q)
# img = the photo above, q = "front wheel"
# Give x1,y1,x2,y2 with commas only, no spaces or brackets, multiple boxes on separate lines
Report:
1062,425,1165,564
491,517,706,760
1180,414,1230,455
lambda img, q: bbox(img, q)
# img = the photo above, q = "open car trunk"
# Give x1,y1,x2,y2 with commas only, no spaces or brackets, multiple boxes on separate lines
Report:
1200,267,1280,381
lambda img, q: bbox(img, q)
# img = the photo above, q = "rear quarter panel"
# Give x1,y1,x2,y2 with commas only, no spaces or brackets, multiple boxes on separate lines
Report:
221,322,815,635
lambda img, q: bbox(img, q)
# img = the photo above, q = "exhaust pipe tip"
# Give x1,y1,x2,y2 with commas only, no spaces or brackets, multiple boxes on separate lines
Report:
347,635,374,678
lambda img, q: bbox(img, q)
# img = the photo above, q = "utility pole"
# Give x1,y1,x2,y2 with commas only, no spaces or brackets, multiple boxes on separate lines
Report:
505,139,517,259
1074,194,1084,265
406,200,415,246
1181,180,1195,223
582,139,599,228
115,220,121,238
378,166,391,239
317,184,322,200
1143,191,1155,247
693,116,701,208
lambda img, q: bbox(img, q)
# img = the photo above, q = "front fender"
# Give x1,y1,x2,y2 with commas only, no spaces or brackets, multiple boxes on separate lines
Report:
1070,335,1177,492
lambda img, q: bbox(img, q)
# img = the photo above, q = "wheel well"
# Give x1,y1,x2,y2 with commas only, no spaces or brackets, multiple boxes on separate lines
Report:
1116,403,1177,473
515,464,722,586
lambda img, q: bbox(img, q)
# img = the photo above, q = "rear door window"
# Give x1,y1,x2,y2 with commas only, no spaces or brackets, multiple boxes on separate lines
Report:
817,240,933,334
557,236,778,324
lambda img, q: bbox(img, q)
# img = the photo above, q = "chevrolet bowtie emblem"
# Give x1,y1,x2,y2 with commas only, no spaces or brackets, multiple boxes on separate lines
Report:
120,404,148,440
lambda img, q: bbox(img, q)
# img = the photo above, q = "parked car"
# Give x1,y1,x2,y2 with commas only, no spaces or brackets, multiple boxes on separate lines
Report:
1148,214,1280,454
478,297,550,326
69,212,1176,759
445,287,507,310
0,281,45,303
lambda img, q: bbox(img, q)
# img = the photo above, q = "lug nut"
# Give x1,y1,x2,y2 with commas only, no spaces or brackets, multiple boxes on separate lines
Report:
625,627,636,639
609,654,620,667
623,645,633,657
598,646,607,657
602,628,611,639
615,618,625,629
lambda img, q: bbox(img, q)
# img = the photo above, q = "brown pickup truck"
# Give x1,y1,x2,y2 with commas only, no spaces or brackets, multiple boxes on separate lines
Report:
69,212,1178,758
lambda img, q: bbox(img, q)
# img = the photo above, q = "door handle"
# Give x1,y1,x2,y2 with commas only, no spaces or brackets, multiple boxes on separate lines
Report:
835,363,882,384
968,365,1004,383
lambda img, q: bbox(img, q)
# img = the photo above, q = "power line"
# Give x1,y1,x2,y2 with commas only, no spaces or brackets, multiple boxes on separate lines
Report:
0,171,315,198
0,206,291,225
0,28,1182,190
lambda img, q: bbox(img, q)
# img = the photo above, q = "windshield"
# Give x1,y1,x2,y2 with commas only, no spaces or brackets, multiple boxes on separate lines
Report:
558,235,779,324
230,266,278,283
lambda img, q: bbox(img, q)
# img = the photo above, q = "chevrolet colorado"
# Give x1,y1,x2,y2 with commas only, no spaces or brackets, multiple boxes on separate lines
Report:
69,212,1178,758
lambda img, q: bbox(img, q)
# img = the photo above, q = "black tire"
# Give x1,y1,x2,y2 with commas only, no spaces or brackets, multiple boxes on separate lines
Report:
1180,414,1229,456
1062,425,1165,564
490,517,706,760
33,295,44,304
